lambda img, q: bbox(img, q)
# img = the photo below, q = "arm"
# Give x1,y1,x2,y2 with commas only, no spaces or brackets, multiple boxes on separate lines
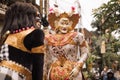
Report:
69,33,89,78
77,40,89,69
74,33,89,69
28,29,45,80
32,53,44,80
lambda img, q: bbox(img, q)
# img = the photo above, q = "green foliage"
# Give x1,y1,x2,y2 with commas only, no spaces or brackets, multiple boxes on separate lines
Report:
117,55,120,66
89,33,120,69
113,40,120,52
90,0,120,69
103,53,118,68
91,0,120,34
86,0,120,77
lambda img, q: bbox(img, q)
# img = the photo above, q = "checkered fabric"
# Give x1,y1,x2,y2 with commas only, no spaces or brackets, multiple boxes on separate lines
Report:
0,44,9,60
0,66,26,80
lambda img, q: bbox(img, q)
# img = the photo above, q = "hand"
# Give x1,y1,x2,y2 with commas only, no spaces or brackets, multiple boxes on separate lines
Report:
69,62,83,79
69,66,81,79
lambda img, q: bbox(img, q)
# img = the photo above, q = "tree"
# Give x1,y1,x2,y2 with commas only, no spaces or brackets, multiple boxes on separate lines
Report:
91,0,120,68
91,0,120,35
90,33,120,70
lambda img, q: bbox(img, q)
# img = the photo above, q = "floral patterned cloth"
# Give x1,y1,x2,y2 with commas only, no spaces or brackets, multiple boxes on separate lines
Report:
44,32,89,80
50,59,75,80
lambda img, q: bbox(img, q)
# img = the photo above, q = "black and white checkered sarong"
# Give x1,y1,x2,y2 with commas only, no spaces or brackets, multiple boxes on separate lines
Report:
0,66,26,80
0,44,26,80
0,44,9,60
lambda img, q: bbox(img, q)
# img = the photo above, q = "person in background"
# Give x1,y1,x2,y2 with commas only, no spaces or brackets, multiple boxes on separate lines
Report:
101,66,109,80
0,2,44,80
104,71,117,80
114,67,120,80
44,6,89,80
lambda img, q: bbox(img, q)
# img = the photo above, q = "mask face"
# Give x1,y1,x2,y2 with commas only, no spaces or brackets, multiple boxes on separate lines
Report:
36,11,41,28
57,17,72,33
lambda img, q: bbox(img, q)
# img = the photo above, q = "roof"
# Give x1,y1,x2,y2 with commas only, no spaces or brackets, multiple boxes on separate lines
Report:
79,28,94,38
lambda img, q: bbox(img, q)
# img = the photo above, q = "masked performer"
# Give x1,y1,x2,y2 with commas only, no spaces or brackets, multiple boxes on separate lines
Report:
44,7,89,80
0,2,44,80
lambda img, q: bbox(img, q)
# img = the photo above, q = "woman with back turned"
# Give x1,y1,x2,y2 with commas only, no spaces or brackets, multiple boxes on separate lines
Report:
0,2,45,80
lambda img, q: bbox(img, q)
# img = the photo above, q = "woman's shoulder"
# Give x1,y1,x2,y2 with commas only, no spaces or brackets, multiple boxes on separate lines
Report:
24,28,45,43
32,29,44,34
29,29,44,37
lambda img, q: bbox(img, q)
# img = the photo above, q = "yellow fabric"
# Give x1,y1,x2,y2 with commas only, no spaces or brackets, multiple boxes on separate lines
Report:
0,60,32,80
5,28,35,53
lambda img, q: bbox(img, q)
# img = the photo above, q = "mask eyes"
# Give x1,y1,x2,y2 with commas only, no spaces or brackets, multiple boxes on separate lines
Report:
36,12,41,22
36,16,41,23
60,21,69,25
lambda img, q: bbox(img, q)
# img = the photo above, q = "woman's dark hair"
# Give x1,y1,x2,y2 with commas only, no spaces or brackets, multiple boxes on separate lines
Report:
1,2,38,35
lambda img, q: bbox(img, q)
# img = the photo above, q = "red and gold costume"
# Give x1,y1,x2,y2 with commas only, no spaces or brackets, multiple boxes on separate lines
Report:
44,8,89,80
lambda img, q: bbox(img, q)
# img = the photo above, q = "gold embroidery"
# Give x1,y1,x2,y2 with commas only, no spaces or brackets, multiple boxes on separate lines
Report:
45,32,77,46
31,45,45,53
48,13,80,31
50,59,76,80
0,60,32,80
5,28,35,53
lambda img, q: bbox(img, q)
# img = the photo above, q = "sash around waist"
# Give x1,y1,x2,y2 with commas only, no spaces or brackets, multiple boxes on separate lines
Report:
0,60,32,80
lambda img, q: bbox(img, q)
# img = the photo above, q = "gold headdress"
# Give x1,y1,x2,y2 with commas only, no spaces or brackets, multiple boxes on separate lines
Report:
48,7,80,31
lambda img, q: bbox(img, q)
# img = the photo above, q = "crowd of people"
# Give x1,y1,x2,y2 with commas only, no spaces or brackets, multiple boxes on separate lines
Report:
91,66,120,80
101,66,120,80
